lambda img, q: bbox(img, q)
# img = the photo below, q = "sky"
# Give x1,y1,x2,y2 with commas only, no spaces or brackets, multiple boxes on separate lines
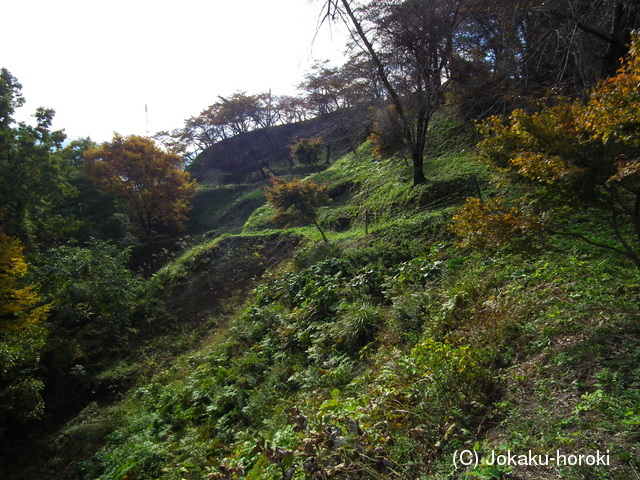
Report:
1,0,349,143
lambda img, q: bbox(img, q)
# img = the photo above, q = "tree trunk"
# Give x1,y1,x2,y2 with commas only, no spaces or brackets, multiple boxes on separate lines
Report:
313,220,328,243
602,2,631,76
338,0,428,186
411,149,426,185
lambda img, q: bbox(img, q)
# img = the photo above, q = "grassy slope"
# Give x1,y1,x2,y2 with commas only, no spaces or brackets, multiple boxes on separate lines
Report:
12,141,640,479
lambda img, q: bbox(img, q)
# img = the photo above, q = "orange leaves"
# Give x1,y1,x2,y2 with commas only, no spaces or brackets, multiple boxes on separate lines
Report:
84,134,197,241
264,175,331,242
453,34,640,261
368,105,405,159
475,33,640,190
609,158,640,183
264,176,330,224
584,35,640,146
450,197,542,251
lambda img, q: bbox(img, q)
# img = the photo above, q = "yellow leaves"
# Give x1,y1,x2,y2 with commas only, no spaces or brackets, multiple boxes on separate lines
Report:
0,232,49,333
477,33,640,183
509,152,583,183
455,36,640,260
264,175,330,226
0,234,48,423
450,197,541,250
410,338,486,394
583,35,640,146
0,233,27,280
477,101,589,175
610,158,640,183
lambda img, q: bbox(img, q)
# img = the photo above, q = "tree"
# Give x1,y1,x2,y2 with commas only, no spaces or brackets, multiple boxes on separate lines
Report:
318,0,465,185
158,91,311,162
84,134,197,247
271,95,313,125
33,240,139,377
54,138,137,248
533,0,640,79
298,56,381,154
316,1,640,159
289,137,324,172
0,68,24,128
451,33,640,269
299,61,349,116
447,0,640,119
264,176,331,242
0,231,49,427
0,69,76,245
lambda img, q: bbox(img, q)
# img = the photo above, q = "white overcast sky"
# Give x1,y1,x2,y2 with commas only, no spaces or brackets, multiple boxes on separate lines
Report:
1,0,349,143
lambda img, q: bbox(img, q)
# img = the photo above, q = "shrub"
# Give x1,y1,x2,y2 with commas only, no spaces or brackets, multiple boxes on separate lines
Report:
264,175,331,242
332,301,386,353
288,137,324,171
33,240,140,369
454,34,640,269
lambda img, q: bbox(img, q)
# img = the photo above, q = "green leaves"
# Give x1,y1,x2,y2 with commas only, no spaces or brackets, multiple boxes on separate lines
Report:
288,137,324,171
0,232,49,425
0,80,75,244
0,68,24,127
33,240,140,365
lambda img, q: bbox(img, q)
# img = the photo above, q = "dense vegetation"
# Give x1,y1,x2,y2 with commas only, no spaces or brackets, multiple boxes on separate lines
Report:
6,138,640,479
2,1,640,479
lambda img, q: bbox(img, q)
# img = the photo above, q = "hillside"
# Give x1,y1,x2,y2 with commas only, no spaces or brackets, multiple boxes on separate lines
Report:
4,2,640,477
188,108,370,186
3,129,639,480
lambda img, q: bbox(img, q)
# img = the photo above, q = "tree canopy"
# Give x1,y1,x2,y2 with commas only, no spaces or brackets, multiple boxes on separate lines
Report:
289,137,325,172
84,134,197,247
0,70,76,245
314,0,640,185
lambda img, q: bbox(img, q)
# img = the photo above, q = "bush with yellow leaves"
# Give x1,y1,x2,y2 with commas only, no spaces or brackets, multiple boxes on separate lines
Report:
452,33,640,268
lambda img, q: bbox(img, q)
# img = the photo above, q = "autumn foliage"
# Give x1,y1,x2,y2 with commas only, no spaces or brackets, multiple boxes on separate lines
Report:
450,197,543,251
451,33,640,267
0,232,49,422
288,137,324,171
84,134,197,245
368,105,406,160
264,175,331,242
0,233,49,332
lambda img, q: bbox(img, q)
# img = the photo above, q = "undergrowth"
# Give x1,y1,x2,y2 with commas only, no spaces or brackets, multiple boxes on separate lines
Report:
18,140,640,480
